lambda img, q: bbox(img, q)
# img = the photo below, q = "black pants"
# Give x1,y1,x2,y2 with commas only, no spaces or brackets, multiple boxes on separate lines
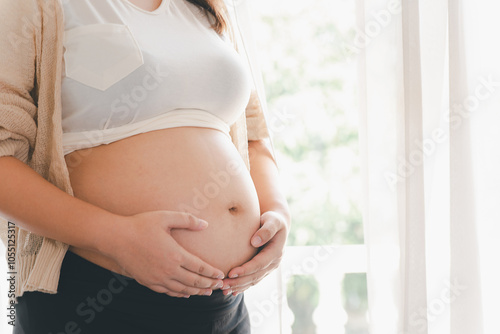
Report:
14,250,251,334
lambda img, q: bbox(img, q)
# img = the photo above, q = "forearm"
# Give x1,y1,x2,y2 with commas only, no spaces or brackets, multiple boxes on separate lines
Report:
248,139,291,227
0,156,121,253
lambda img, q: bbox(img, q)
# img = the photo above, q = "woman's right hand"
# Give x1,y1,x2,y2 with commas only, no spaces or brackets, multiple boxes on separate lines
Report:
101,210,225,298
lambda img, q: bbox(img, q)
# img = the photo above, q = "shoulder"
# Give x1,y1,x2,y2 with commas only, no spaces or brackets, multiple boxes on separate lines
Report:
0,0,41,21
0,0,41,64
0,0,49,49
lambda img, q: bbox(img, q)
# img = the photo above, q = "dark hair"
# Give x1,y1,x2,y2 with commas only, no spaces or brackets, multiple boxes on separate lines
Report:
185,0,229,35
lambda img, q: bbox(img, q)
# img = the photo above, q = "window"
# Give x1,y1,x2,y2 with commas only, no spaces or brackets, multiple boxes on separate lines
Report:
243,0,369,333
0,1,369,333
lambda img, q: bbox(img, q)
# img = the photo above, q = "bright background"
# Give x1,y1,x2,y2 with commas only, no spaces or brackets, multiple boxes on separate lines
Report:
1,0,368,333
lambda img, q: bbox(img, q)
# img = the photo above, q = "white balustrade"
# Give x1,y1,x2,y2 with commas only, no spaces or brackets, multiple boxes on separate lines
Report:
246,245,367,333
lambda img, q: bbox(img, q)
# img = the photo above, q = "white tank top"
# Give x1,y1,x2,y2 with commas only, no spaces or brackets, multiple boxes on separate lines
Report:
60,0,253,155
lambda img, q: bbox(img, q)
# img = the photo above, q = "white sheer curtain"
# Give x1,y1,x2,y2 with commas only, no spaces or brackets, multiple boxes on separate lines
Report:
225,0,278,161
228,0,500,332
358,0,500,333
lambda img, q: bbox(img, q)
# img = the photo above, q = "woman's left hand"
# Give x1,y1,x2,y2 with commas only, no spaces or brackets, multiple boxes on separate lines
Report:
222,211,289,296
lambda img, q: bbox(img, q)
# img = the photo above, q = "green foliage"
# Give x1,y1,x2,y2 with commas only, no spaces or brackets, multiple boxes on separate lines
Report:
342,274,369,334
253,0,368,332
287,275,319,334
255,1,362,248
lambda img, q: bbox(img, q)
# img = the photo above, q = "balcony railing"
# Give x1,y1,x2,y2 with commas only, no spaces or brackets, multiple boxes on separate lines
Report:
245,244,368,334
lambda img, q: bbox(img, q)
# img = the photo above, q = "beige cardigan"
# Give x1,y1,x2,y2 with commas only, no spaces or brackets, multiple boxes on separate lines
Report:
0,0,272,301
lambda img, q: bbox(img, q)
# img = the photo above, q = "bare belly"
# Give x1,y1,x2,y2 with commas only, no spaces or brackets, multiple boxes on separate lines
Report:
65,127,261,277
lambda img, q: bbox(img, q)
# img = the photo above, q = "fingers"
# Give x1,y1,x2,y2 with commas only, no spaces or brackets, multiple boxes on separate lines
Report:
226,259,277,288
251,213,285,247
228,235,284,279
166,280,214,297
251,222,278,248
181,250,225,280
148,285,190,298
223,231,286,295
226,250,274,282
176,268,224,290
161,211,209,231
148,268,222,298
222,269,274,296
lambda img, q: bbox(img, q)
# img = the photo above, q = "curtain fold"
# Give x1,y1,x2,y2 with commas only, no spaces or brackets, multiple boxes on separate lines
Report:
225,0,279,163
356,0,403,331
448,0,484,333
230,0,498,332
360,0,499,333
400,1,428,332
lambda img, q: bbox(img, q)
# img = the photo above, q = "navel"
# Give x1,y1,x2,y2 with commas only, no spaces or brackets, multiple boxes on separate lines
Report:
228,203,241,215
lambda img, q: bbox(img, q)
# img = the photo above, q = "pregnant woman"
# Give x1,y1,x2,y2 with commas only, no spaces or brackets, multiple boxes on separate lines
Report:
0,0,290,333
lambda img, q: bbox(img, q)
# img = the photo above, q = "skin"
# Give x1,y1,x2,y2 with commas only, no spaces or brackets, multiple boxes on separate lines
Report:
63,126,268,296
222,139,291,296
125,0,292,296
0,136,292,300
0,0,290,300
127,0,164,12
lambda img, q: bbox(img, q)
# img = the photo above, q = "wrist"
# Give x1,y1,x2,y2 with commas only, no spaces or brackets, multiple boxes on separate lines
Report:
93,213,130,258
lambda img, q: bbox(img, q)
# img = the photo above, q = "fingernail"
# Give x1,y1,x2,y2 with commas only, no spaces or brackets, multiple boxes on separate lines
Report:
199,220,208,228
222,284,231,290
216,274,224,279
214,282,223,289
183,295,190,298
204,290,213,296
252,236,262,247
229,273,238,279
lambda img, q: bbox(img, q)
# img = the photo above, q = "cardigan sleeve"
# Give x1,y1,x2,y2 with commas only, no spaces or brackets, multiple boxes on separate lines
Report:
0,0,38,164
245,89,271,141
244,88,279,169
223,2,272,142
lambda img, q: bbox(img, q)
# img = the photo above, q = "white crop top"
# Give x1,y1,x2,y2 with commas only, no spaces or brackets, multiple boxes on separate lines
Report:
60,0,253,155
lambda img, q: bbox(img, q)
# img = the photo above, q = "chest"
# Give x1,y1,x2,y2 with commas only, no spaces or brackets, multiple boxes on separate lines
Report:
59,0,252,132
